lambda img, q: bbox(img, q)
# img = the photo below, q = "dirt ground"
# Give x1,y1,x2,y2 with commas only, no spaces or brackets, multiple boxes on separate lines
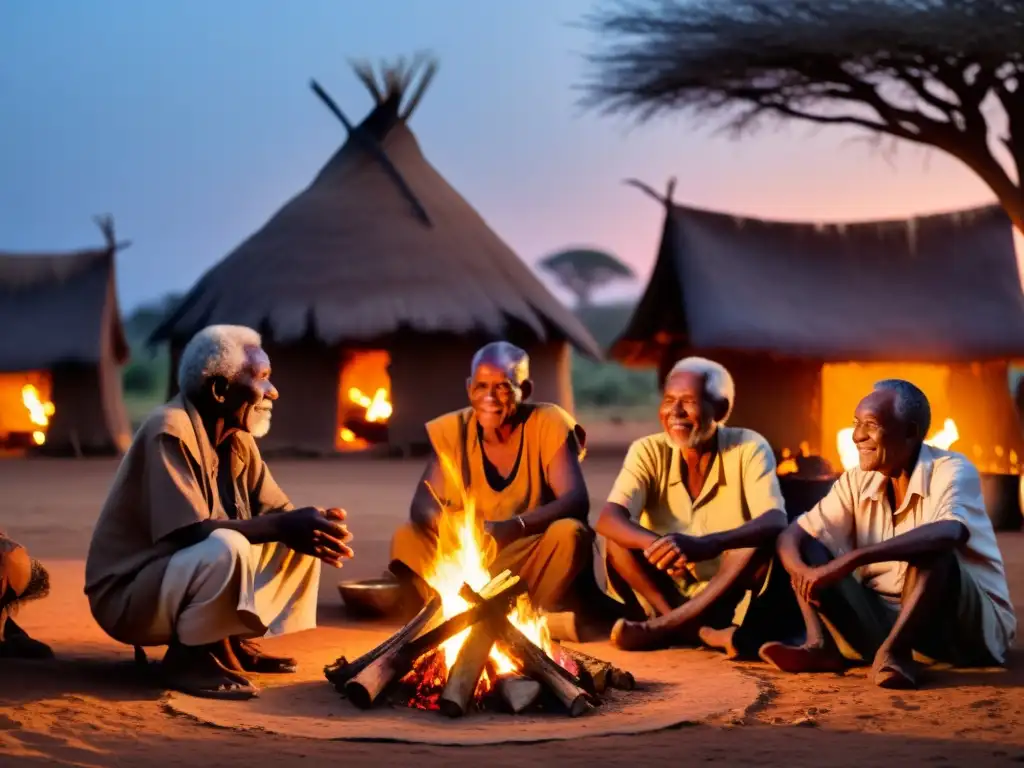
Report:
2,449,1024,767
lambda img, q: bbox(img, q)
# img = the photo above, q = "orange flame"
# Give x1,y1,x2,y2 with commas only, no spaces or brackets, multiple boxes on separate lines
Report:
21,385,54,446
420,453,552,687
349,387,392,423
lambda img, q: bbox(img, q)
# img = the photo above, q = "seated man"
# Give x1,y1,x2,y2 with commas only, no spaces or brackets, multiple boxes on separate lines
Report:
0,533,53,658
597,357,796,653
763,379,1017,689
391,341,591,613
85,325,354,700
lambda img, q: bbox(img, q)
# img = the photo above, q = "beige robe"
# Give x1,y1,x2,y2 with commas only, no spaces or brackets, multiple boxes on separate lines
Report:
84,395,318,646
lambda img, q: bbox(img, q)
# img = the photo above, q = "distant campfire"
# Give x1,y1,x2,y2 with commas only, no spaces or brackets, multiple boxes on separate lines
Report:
325,455,634,717
337,350,393,451
0,373,55,450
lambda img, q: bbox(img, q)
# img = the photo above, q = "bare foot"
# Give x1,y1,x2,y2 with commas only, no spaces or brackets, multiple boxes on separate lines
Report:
699,625,741,659
610,618,670,651
758,641,846,674
230,637,297,674
872,650,921,689
161,642,259,700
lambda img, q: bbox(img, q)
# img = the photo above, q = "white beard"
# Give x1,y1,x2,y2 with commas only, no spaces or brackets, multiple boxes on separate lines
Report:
249,410,272,438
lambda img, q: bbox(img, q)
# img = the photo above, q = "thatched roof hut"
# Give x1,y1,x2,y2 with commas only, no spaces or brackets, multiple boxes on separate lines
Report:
614,180,1024,473
152,57,601,455
0,217,132,455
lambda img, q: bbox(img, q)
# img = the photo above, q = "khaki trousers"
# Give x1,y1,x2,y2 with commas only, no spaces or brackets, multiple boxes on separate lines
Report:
390,518,593,611
150,529,321,647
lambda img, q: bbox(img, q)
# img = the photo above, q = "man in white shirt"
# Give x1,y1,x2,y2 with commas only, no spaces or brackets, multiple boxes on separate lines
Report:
762,379,1016,689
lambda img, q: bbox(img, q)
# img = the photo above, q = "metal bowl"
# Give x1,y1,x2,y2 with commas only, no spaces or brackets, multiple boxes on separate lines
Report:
337,576,405,618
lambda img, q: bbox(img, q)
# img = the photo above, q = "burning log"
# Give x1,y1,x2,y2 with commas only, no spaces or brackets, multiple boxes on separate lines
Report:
325,593,443,689
438,624,495,718
458,584,596,718
556,645,636,693
494,619,594,717
436,570,517,717
497,676,542,714
345,576,525,709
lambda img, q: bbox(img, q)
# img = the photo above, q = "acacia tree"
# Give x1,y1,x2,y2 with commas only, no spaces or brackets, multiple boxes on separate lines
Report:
539,248,636,308
580,0,1024,232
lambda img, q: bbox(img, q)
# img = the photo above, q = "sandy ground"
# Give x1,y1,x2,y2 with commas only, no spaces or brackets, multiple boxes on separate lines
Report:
2,450,1024,767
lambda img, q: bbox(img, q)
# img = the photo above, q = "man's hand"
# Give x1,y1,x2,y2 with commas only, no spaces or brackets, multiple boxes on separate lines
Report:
275,507,353,568
485,519,524,550
790,554,856,604
644,533,721,578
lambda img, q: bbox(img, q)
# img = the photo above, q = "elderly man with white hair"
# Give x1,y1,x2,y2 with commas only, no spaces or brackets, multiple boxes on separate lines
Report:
85,325,354,700
596,356,797,652
762,379,1015,689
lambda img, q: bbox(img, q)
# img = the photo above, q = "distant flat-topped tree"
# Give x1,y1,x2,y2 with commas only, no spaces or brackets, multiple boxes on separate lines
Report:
539,248,636,309
580,0,1024,232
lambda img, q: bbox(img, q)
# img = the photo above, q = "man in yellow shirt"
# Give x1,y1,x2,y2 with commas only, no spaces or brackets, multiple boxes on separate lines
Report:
596,357,796,652
390,342,592,612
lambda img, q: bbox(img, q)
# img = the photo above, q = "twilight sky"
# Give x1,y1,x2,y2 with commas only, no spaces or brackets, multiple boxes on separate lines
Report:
0,0,1007,310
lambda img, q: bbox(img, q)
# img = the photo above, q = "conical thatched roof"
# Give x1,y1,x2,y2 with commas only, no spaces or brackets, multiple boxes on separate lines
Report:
151,57,601,358
0,216,130,371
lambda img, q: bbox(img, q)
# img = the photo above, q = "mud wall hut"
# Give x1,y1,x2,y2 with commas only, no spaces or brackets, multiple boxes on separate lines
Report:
612,181,1024,476
0,218,132,455
150,59,601,455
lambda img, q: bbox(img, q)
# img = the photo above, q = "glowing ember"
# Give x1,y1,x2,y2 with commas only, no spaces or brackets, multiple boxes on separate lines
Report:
338,427,357,443
349,386,392,423
399,452,555,706
836,417,959,471
21,385,54,446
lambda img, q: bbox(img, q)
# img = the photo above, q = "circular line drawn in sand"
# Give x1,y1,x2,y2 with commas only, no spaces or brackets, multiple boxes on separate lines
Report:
165,637,759,746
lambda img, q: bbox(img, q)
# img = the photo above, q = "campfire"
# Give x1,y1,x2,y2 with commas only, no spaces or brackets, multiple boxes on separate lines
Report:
326,455,634,718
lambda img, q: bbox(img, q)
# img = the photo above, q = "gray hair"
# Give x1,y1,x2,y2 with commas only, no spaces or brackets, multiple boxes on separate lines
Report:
470,341,530,385
666,356,736,423
177,324,263,398
873,379,932,438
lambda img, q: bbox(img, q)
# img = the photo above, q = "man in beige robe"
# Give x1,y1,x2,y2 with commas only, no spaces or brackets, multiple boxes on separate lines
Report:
85,325,354,699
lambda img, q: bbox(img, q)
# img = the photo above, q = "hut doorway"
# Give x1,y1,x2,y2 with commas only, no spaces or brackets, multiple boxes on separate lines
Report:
336,350,393,452
0,371,55,450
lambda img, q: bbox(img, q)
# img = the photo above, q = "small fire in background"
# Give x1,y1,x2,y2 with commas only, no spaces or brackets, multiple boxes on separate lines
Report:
336,351,393,451
349,386,392,423
836,417,959,471
21,385,55,446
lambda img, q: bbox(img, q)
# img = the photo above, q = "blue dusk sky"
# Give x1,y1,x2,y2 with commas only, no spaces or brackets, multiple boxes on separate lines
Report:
0,0,1008,311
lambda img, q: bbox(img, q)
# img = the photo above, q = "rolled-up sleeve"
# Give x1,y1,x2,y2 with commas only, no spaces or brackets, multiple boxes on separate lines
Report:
147,434,212,543
606,440,654,520
797,472,857,557
741,437,786,519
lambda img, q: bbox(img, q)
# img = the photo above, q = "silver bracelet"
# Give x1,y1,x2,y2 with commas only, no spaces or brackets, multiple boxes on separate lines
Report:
516,516,527,534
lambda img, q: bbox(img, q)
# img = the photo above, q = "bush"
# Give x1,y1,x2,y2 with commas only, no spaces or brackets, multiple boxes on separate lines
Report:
122,362,157,394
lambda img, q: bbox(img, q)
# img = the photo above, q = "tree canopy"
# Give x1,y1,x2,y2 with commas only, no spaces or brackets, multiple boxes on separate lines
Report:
539,248,636,308
581,0,1024,231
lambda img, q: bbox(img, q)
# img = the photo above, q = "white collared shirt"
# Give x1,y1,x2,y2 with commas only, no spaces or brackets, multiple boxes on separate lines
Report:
798,444,1016,661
